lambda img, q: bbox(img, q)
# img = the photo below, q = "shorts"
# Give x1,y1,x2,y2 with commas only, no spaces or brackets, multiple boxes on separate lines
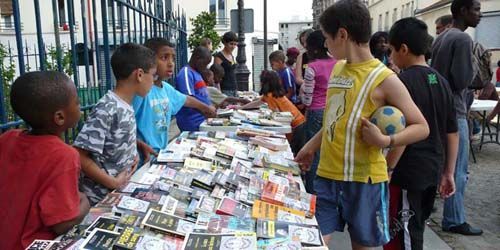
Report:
314,176,390,247
383,184,437,250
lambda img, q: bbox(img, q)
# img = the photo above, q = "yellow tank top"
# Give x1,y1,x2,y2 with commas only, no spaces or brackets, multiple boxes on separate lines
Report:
317,59,394,183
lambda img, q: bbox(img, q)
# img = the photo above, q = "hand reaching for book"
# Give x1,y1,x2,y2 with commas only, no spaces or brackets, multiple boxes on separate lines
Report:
114,157,138,189
294,146,314,172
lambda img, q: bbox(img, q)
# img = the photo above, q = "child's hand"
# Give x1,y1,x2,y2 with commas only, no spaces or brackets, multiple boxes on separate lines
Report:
203,106,217,118
294,144,315,172
138,141,156,162
115,170,130,189
361,117,390,148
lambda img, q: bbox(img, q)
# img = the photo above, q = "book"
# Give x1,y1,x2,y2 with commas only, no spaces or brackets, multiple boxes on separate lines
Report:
137,173,159,185
276,210,307,225
79,228,120,250
96,193,123,208
131,189,162,203
216,109,234,118
257,237,302,250
256,220,322,246
251,200,306,220
216,144,236,160
116,196,150,214
194,213,256,233
117,213,142,228
215,197,251,218
112,226,142,250
283,192,317,219
261,181,288,206
210,185,226,199
26,240,59,250
206,118,229,126
258,119,284,127
160,196,179,215
249,136,288,151
118,182,151,194
85,216,119,236
182,232,257,250
271,112,293,123
288,224,322,246
134,234,181,250
141,209,195,236
262,155,301,176
195,195,217,214
183,157,212,171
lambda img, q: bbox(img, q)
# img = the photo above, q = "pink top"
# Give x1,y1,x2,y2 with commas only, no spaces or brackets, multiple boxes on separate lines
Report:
301,58,336,110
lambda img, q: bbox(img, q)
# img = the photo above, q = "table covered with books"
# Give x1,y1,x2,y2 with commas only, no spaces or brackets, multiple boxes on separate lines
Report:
199,108,293,134
37,129,328,249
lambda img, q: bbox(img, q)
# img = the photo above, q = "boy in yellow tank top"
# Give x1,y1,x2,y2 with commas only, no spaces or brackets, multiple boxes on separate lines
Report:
294,1,430,249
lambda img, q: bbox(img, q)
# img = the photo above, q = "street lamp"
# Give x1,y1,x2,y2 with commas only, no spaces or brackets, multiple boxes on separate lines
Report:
235,0,250,91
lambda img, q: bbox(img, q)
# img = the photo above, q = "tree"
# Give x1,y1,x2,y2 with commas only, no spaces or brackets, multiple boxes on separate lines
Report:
188,12,221,51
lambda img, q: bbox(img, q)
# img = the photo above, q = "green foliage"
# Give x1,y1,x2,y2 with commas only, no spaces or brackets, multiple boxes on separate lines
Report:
187,12,221,51
45,45,74,76
0,44,16,122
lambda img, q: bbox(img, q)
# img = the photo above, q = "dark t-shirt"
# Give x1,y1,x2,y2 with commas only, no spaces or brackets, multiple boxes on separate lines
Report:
214,51,237,92
391,65,458,190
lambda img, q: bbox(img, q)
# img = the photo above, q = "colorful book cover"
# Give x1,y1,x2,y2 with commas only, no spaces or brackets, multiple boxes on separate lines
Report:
96,193,123,208
195,195,217,214
257,237,302,250
261,181,288,206
194,214,256,233
112,226,142,250
118,182,151,194
251,200,306,220
131,189,162,203
215,197,251,218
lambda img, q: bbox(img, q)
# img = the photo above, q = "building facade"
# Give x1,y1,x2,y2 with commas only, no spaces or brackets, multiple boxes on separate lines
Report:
311,0,336,27
368,0,416,33
278,20,313,51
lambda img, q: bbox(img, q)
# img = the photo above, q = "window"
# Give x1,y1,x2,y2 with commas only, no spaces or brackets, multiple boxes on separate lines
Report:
392,8,397,24
2,15,12,28
406,3,411,17
384,11,389,31
378,14,382,31
218,0,225,19
401,5,405,18
209,0,216,14
58,0,66,26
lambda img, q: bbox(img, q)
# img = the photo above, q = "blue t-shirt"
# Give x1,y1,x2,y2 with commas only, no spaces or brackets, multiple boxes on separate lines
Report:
175,66,211,131
133,82,186,151
278,67,297,103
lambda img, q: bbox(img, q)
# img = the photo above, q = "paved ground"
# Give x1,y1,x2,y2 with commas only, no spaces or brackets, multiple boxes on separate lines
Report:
169,119,500,249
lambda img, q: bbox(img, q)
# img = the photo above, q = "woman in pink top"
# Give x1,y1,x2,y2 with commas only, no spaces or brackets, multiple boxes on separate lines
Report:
300,30,336,194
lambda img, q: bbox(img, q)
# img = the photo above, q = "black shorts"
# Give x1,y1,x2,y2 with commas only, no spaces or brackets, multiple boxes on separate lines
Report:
383,184,437,250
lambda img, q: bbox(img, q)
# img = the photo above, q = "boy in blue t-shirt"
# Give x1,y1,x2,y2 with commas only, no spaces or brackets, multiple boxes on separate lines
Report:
133,38,216,153
269,50,297,103
175,46,214,131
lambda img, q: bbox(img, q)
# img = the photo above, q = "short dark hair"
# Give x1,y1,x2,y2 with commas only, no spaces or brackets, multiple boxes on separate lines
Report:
221,31,238,43
269,50,286,63
497,60,500,67
298,29,313,46
210,63,225,79
306,30,329,60
10,71,73,129
369,31,389,56
144,37,175,54
201,69,213,83
451,0,475,19
389,18,432,56
435,14,453,25
259,70,285,98
319,0,372,44
200,37,212,47
111,43,156,80
190,46,212,64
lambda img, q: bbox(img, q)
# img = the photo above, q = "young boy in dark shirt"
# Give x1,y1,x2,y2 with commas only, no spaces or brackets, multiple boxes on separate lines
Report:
384,17,458,250
0,72,90,249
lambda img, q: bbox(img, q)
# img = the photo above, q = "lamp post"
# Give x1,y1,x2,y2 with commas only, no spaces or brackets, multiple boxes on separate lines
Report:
235,0,250,91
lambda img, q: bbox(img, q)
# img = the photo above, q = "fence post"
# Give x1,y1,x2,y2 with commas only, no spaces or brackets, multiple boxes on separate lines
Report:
0,65,5,124
51,0,64,72
33,0,46,71
12,0,25,74
67,0,79,85
101,0,113,91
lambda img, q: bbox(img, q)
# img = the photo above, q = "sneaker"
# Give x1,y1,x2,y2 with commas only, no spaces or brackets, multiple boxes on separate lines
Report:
443,223,483,236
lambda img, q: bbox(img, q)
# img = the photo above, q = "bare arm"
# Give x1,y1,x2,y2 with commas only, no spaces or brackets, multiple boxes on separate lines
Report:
295,53,305,85
184,96,216,118
363,74,429,148
214,56,223,65
51,192,90,235
76,147,131,190
295,128,323,171
386,146,406,169
439,132,458,198
239,99,265,110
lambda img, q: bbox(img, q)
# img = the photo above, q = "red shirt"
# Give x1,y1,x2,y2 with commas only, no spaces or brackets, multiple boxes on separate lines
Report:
0,130,81,250
496,67,500,83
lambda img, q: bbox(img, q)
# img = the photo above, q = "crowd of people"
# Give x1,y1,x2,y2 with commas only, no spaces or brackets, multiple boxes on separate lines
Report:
0,0,498,249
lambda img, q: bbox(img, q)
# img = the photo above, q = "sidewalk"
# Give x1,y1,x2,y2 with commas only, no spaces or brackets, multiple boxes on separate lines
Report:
328,226,451,250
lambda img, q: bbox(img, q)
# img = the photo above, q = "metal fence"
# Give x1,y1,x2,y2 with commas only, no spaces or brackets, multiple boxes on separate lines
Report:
0,0,188,141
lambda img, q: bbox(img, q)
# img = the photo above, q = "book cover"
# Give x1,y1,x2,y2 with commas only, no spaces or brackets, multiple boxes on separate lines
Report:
118,182,151,194
26,240,59,250
116,196,150,214
194,214,256,233
131,189,162,203
276,210,307,224
85,216,119,236
79,229,120,250
182,232,257,250
210,185,227,199
216,144,236,160
141,209,194,236
195,195,217,214
257,237,302,250
160,196,179,215
183,157,212,171
137,173,159,186
261,181,288,206
262,155,301,176
117,213,142,228
215,197,250,217
112,226,142,250
251,200,306,220
135,234,181,250
96,193,123,208
283,192,317,218
288,225,322,246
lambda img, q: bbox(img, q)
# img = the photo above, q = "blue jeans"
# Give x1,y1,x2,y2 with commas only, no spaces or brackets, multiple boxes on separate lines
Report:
442,118,469,229
304,109,324,194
